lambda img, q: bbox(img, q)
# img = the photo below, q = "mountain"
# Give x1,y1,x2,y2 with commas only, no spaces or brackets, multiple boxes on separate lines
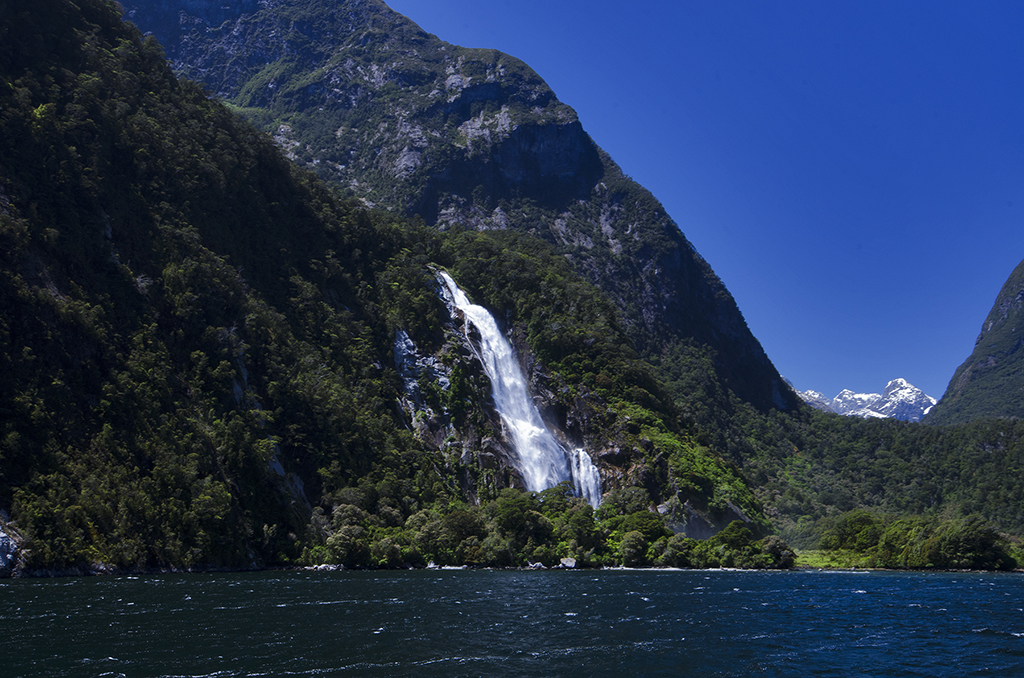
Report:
926,258,1024,425
795,379,936,422
869,379,938,420
0,0,781,574
118,0,798,419
829,389,888,418
794,389,832,412
6,0,1023,576
108,0,1020,550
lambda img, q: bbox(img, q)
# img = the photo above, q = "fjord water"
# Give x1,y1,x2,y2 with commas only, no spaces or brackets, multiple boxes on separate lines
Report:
437,271,601,507
4,570,1022,677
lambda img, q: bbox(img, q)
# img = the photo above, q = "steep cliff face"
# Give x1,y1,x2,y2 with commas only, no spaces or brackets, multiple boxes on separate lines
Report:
123,0,594,210
121,0,796,416
927,258,1024,425
390,270,729,523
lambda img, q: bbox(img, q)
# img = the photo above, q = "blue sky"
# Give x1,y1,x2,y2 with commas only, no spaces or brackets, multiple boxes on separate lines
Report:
385,0,1024,399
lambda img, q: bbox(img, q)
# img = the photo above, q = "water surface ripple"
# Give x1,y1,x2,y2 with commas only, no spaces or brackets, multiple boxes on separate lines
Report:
2,569,1022,677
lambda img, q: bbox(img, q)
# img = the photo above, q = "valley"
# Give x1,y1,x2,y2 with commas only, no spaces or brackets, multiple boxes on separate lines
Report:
0,0,1022,575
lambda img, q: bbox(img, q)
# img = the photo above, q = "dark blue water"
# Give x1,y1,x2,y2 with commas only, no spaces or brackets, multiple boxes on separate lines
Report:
2,569,1022,677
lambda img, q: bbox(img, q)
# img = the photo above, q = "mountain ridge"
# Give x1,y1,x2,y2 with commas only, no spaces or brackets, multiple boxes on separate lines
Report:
119,0,798,417
795,378,936,422
926,257,1024,425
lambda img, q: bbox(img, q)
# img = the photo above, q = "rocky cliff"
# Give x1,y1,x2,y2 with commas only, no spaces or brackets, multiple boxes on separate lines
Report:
120,0,797,417
0,518,21,578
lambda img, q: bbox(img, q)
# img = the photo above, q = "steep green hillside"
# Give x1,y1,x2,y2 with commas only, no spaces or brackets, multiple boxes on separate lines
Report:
0,0,425,569
120,0,798,419
735,410,1024,539
0,0,784,573
926,258,1024,425
4,0,1019,574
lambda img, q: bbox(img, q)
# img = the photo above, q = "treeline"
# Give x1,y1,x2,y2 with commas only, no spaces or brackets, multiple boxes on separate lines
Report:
678,389,1024,542
800,509,1019,571
303,482,793,570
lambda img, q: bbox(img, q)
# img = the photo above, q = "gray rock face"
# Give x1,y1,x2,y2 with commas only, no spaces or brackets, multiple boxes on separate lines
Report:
0,526,20,577
121,0,796,415
122,0,263,46
394,329,450,408
658,496,754,540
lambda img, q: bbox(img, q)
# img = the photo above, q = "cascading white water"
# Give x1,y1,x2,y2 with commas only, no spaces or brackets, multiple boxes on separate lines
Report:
437,271,601,508
569,448,602,509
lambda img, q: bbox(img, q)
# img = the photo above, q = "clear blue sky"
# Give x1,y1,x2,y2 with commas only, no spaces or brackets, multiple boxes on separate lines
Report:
385,0,1024,399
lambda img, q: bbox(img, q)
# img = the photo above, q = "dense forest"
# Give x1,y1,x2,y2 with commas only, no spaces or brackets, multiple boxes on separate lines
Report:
0,0,1020,575
0,0,792,573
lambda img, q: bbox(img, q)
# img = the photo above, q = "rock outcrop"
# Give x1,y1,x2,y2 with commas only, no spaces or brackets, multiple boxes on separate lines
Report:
121,0,797,416
0,520,22,578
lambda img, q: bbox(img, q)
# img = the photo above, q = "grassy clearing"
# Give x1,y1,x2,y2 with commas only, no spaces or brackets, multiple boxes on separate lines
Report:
794,550,872,569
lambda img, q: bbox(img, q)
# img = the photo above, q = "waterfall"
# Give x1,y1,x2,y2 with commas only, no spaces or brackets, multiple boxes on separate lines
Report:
437,271,601,508
570,448,602,509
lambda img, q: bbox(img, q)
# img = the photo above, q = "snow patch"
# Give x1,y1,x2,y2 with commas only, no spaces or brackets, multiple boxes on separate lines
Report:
795,378,937,422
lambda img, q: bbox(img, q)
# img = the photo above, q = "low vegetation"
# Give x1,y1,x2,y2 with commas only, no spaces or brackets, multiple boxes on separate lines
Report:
793,509,1020,571
304,484,792,569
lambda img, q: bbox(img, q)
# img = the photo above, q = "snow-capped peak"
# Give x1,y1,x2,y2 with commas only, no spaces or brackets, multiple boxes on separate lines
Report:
831,389,882,415
793,378,937,422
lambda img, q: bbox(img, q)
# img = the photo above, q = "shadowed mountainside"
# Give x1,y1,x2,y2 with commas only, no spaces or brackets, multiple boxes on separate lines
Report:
0,0,778,573
120,0,798,419
927,258,1024,425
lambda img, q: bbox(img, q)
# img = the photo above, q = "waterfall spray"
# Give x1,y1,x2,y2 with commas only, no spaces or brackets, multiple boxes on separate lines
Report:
437,271,601,507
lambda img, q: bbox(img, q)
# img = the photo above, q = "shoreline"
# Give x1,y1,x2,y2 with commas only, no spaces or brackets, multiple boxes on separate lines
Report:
5,561,1021,580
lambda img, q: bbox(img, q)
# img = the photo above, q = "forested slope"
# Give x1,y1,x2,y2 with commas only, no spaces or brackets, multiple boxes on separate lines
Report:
0,0,783,573
926,257,1024,425
120,0,798,420
1,0,426,569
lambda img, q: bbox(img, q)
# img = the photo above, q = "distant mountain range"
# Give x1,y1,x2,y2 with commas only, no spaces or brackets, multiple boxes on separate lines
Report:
801,255,1024,427
795,378,937,422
